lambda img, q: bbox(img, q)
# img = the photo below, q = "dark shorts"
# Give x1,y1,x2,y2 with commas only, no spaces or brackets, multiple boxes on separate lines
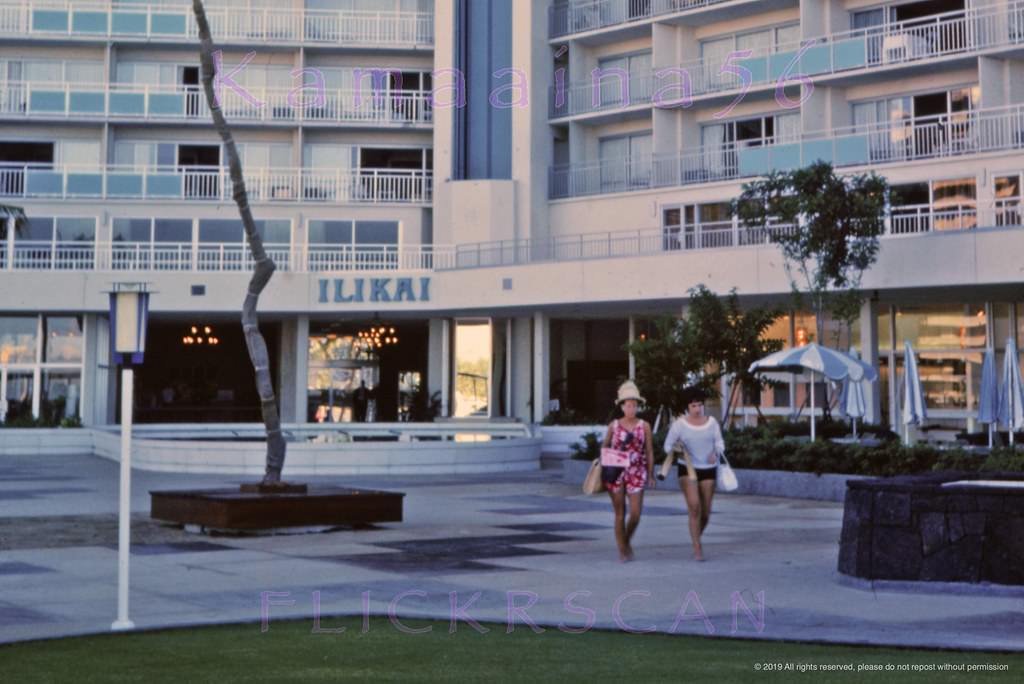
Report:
679,465,717,482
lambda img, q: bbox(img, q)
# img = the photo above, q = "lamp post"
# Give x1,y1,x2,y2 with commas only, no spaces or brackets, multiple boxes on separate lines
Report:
107,282,150,632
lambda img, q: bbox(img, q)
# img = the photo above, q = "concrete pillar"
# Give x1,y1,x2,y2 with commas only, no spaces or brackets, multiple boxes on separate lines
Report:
860,297,881,425
532,311,550,423
428,318,449,417
979,56,1009,109
511,317,533,420
628,316,636,379
80,314,98,427
280,315,309,424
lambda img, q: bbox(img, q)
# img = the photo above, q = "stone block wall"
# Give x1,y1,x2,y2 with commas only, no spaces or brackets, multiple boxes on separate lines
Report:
838,472,1024,585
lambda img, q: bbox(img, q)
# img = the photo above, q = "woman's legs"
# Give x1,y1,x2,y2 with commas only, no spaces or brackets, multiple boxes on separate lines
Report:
608,486,629,560
678,476,703,560
624,490,644,558
698,479,716,536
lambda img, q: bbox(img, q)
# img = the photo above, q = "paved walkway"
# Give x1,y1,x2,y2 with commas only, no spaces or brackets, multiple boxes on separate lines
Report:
1,452,1022,651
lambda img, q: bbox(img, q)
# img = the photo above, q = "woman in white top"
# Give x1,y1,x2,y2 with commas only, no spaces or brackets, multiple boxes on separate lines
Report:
663,386,724,561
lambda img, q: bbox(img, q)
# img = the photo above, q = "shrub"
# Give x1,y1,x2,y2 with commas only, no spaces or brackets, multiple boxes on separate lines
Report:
541,408,595,426
569,432,603,461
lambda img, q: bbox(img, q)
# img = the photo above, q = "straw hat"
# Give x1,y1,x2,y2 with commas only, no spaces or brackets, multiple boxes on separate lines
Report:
616,380,645,406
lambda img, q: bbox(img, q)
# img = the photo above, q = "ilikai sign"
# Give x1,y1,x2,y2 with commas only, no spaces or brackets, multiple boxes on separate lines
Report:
317,277,432,304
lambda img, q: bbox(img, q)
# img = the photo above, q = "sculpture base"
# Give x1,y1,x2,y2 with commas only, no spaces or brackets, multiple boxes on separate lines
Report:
150,486,404,531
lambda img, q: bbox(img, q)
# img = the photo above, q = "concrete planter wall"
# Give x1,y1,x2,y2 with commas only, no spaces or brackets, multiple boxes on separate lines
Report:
539,425,605,457
561,460,867,502
0,428,93,456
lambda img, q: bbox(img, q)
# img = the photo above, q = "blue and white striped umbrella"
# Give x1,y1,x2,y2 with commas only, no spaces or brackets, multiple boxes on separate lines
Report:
837,348,869,438
749,343,878,440
901,341,927,445
977,347,998,448
998,337,1024,446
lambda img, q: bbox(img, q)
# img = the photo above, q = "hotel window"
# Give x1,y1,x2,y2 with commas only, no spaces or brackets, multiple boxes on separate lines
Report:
307,220,400,270
883,303,987,423
889,178,976,234
702,112,800,149
307,322,379,424
0,315,83,424
15,217,96,270
598,132,652,192
197,219,291,271
596,51,652,106
995,173,1022,226
852,1,967,63
852,86,979,159
2,59,103,84
662,202,732,250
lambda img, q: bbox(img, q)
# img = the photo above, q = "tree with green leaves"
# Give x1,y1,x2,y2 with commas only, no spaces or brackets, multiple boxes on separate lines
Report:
192,2,285,484
686,286,785,426
734,161,888,347
624,315,707,428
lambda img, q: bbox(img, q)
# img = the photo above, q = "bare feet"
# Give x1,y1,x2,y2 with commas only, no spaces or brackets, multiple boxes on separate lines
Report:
693,545,704,562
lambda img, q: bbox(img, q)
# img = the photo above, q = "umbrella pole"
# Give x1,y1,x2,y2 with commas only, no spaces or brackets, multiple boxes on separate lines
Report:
988,424,993,450
810,370,816,441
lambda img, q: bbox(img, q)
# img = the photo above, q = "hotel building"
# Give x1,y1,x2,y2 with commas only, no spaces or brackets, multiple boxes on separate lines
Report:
1,0,1022,440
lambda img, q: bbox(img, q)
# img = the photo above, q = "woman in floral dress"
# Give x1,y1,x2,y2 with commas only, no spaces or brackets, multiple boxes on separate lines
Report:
601,380,654,562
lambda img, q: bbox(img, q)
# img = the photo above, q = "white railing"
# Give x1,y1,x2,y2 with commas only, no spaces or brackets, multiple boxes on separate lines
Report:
550,1,1024,115
2,240,451,273
0,1,434,47
0,81,433,126
0,164,433,204
549,0,734,38
550,104,1024,198
443,204,1021,270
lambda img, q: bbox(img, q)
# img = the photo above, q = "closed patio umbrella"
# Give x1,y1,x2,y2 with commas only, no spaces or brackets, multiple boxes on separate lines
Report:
977,347,998,448
901,341,927,446
998,338,1024,447
749,342,878,441
838,348,869,439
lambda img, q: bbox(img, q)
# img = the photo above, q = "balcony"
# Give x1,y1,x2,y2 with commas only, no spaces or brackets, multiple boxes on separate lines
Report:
0,164,433,204
550,1,1024,119
550,103,1024,198
549,0,739,39
0,1,434,48
0,81,433,126
0,240,451,272
445,202,1020,270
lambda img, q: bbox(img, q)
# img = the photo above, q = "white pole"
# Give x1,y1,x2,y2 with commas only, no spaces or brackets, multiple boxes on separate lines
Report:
112,367,135,631
810,370,816,441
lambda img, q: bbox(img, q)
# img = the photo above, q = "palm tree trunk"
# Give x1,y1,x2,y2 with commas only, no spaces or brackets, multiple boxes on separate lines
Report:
192,1,286,483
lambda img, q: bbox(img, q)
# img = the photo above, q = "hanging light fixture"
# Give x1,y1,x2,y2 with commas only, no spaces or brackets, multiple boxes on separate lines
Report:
182,324,219,346
357,318,398,350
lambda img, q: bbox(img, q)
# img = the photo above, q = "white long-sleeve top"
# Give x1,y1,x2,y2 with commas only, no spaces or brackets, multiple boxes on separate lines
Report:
664,416,725,468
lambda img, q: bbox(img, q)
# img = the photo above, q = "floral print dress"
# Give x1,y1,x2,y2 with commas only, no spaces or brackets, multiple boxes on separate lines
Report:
603,420,648,494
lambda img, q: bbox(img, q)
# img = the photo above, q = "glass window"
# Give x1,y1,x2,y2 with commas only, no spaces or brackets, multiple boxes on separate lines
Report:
154,219,193,243
454,320,491,417
60,141,101,167
308,220,353,245
308,334,373,362
24,217,54,241
793,312,816,345
736,29,771,54
55,218,96,242
895,303,987,350
66,62,104,83
355,221,399,245
775,24,800,48
256,220,291,244
44,316,83,363
0,317,37,364
993,303,1012,350
40,371,81,423
199,219,242,243
113,219,152,242
4,372,34,422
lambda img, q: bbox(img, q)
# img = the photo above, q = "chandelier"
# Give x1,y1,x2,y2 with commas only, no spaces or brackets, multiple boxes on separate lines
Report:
357,320,398,349
182,325,220,346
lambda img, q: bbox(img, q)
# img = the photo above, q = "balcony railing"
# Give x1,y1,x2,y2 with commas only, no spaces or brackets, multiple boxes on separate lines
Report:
550,1,1024,117
443,203,1021,270
0,240,450,272
550,103,1024,198
549,0,733,38
0,81,433,126
2,204,1019,273
0,1,434,47
0,164,433,204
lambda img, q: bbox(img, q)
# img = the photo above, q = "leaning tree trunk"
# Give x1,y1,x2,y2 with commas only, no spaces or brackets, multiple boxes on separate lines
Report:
192,1,286,483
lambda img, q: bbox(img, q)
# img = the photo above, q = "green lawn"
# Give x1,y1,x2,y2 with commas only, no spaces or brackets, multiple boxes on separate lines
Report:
0,617,1019,683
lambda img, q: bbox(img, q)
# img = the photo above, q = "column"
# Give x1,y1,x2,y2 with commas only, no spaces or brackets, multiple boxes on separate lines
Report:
532,311,550,423
511,317,533,420
428,318,449,417
860,297,881,424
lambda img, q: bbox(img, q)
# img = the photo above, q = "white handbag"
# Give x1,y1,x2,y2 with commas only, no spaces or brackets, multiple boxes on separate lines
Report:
716,454,739,492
